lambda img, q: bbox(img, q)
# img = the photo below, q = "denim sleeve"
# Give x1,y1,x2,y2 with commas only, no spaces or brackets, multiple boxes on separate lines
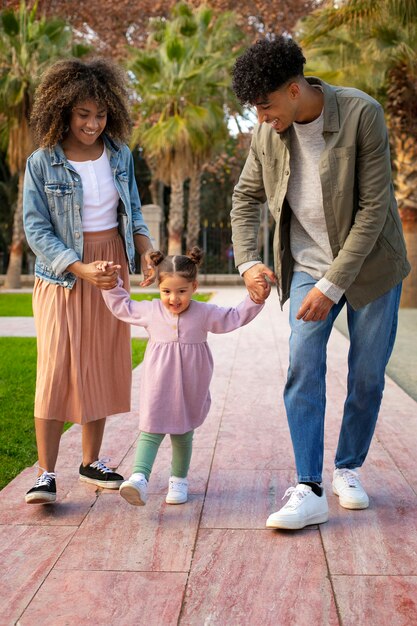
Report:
23,157,79,274
126,148,150,238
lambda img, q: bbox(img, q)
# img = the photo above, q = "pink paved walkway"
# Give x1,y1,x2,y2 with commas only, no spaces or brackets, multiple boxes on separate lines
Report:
1,287,417,625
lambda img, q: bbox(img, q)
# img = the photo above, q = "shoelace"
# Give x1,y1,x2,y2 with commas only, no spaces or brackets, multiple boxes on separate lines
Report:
169,480,187,492
339,469,360,488
282,485,309,509
90,459,114,475
34,471,56,487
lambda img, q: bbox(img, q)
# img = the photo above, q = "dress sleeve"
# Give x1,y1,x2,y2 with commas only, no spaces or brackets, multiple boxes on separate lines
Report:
101,279,151,327
205,295,264,334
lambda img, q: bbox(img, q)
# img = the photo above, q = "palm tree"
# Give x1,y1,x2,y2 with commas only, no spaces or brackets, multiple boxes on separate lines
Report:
0,0,88,288
297,0,417,306
128,2,245,254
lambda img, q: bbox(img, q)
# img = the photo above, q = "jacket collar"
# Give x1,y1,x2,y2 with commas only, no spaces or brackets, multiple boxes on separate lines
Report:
306,76,340,133
48,133,121,166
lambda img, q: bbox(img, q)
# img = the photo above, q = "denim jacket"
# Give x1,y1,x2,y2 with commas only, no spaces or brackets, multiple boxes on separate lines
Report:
23,134,150,289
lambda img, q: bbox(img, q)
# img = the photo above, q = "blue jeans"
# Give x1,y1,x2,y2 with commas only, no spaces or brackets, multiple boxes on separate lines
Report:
284,272,401,483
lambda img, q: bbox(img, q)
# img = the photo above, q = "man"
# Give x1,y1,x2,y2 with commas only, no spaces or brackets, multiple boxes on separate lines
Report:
231,37,410,530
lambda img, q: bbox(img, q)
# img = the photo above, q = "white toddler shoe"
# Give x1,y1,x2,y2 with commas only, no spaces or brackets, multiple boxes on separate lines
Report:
166,476,188,504
119,473,148,506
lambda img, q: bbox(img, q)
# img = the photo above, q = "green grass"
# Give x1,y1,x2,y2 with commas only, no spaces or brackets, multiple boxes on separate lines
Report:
0,338,38,488
0,337,147,490
0,293,34,316
0,292,212,316
131,337,147,369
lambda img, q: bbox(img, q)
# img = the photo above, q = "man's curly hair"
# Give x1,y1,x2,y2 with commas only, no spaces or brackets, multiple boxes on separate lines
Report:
232,37,306,105
30,58,132,148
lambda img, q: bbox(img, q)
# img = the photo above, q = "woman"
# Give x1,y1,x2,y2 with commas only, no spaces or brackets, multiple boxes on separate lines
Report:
23,58,154,504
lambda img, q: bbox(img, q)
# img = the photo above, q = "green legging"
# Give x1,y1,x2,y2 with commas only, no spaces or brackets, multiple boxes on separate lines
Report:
133,430,194,481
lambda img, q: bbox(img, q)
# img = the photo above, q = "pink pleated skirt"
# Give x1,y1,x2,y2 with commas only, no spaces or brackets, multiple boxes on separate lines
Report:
33,228,132,424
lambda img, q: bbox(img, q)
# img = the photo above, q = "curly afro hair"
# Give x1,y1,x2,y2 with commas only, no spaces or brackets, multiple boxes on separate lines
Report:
30,57,132,148
232,36,306,105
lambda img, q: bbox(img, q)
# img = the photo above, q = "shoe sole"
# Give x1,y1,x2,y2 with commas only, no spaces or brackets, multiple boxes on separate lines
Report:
266,512,329,530
165,496,188,504
79,476,123,489
25,493,56,504
119,484,146,506
332,486,369,510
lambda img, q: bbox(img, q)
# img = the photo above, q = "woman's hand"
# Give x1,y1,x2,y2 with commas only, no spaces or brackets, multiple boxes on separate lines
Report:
67,260,121,289
134,234,156,287
140,250,156,287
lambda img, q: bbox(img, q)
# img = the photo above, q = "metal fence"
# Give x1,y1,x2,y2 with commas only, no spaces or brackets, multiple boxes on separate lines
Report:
198,205,272,274
199,221,237,275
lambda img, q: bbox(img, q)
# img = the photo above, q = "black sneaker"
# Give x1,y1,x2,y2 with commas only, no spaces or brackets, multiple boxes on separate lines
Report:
79,459,124,489
25,471,56,504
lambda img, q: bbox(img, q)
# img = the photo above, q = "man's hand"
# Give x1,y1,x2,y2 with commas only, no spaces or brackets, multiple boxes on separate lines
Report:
296,287,334,322
243,263,276,304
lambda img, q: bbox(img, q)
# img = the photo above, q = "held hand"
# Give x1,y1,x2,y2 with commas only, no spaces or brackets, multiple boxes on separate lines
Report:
72,261,121,289
243,264,276,304
296,287,334,322
96,261,121,273
140,250,156,287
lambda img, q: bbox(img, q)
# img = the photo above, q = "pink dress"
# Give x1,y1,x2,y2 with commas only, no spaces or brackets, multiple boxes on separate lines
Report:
102,283,264,434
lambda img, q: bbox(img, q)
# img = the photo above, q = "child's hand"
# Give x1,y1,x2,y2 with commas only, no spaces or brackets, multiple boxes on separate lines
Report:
249,286,270,304
243,264,276,304
94,261,121,289
96,261,122,273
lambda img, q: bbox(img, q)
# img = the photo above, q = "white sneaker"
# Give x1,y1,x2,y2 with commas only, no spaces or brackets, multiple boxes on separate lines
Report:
266,484,329,530
119,473,148,506
332,468,369,509
166,476,188,504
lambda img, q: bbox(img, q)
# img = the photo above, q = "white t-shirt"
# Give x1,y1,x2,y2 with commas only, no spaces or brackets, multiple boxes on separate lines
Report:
68,148,119,232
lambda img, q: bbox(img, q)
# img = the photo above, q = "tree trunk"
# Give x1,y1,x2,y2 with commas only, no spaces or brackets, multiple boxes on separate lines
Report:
186,165,201,251
4,172,25,289
399,208,417,307
391,133,417,307
386,66,417,307
168,172,184,255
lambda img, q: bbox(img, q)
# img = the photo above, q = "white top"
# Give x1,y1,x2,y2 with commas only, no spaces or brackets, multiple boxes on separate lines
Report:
287,110,332,275
68,148,119,232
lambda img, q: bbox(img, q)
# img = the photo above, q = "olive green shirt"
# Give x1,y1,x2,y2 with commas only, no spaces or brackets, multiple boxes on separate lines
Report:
231,77,410,309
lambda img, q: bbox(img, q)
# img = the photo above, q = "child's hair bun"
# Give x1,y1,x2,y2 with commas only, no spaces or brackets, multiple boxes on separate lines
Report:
149,250,165,266
187,246,203,266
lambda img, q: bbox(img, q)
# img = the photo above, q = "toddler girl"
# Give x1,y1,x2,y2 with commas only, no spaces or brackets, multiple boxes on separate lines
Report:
100,247,264,506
